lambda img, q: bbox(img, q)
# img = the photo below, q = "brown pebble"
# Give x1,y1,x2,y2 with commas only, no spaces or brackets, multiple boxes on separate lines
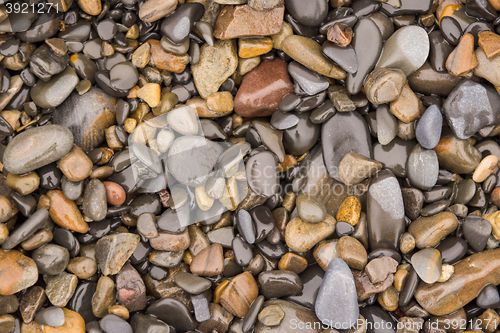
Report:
336,196,361,226
108,305,129,320
0,314,15,333
352,269,394,301
206,92,234,115
313,239,338,271
377,286,399,312
103,181,126,206
57,145,93,182
6,172,39,195
394,268,408,292
150,230,191,252
78,0,101,15
478,31,500,59
446,33,478,77
190,243,224,277
93,276,116,318
327,22,353,46
478,309,500,333
67,257,98,279
0,249,38,296
19,286,46,323
337,236,367,270
365,257,399,284
390,83,420,123
220,271,259,318
47,190,89,233
148,40,189,74
21,229,53,251
277,253,308,275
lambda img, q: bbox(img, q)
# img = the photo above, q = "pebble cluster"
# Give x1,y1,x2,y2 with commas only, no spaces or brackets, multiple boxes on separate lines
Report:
2,0,500,332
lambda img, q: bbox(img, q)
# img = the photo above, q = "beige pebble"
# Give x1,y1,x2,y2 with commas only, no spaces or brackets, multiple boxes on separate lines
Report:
437,264,454,283
394,269,408,292
399,232,416,254
472,155,499,182
108,304,130,320
137,83,161,108
377,285,399,312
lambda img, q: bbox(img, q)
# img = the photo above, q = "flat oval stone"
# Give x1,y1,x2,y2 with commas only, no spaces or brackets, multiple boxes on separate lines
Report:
315,258,359,329
322,42,358,74
246,151,279,198
285,215,336,253
259,270,303,298
416,105,443,149
109,62,138,90
406,144,439,191
408,212,458,249
82,179,107,221
415,248,500,316
160,3,205,44
346,18,382,94
30,66,80,108
322,111,372,182
376,25,429,75
0,249,38,295
3,125,73,174
167,136,223,187
32,244,69,276
270,111,299,130
234,58,293,118
442,79,500,139
284,0,328,27
367,170,405,251
100,314,132,333
35,307,65,327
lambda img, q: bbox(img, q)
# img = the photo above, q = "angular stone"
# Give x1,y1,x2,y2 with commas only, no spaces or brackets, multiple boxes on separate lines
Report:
445,33,478,76
337,153,382,186
352,269,394,301
139,0,177,22
234,58,293,117
116,262,147,312
214,4,284,39
364,68,406,105
44,272,78,307
389,83,420,123
95,233,140,275
408,61,463,96
365,257,399,284
47,190,89,233
474,48,500,87
192,39,238,99
434,130,482,173
0,249,38,295
285,215,336,253
478,31,500,59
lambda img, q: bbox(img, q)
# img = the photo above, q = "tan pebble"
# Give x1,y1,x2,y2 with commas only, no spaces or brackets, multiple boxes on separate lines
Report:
124,118,137,133
137,83,161,108
6,171,39,195
238,37,273,58
377,285,399,312
57,145,93,182
132,42,151,69
21,229,53,251
399,232,416,254
282,191,297,212
108,304,129,320
67,257,98,279
313,239,338,271
126,24,139,39
478,309,500,332
446,33,478,77
337,235,367,270
105,126,124,150
327,22,353,46
437,264,454,283
77,0,101,15
92,276,116,318
258,304,285,326
472,155,499,183
390,83,420,123
277,253,308,275
271,22,293,50
238,56,261,76
336,196,361,226
195,184,215,211
478,31,500,59
207,91,234,114
394,269,408,292
1,110,21,130
90,166,113,179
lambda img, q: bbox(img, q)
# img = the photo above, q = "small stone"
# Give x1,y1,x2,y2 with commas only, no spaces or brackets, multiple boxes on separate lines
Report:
67,257,97,279
258,270,303,298
137,83,161,108
103,181,126,206
390,83,420,123
30,66,80,108
174,272,212,294
34,307,65,327
406,144,439,191
93,276,116,318
139,0,177,22
42,308,85,333
288,61,329,96
315,258,359,329
116,262,147,312
282,35,346,79
408,212,458,249
278,253,308,275
327,22,353,47
95,233,140,275
0,249,38,295
416,105,443,150
108,305,129,320
57,145,93,182
148,40,190,73
328,85,356,112
32,244,69,276
353,269,394,301
238,37,273,58
446,33,478,76
434,131,482,173
296,194,327,223
365,257,399,284
473,155,499,183
44,272,78,307
258,305,285,326
463,215,492,252
78,0,101,15
437,264,454,283
285,215,336,253
192,39,238,99
377,286,399,312
190,243,224,276
214,4,285,39
336,196,361,226
377,104,398,145
364,68,406,105
411,248,442,284
206,91,234,115
100,314,132,333
19,286,45,323
478,31,500,59
220,271,259,318
82,179,107,221
399,232,416,254
337,236,368,270
337,152,382,186
477,284,500,309
47,190,88,233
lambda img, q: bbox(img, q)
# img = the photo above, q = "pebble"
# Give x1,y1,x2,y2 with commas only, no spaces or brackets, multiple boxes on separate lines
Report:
43,308,85,333
246,151,280,198
337,236,368,270
389,83,420,123
406,144,439,191
415,248,500,316
192,39,238,99
364,68,406,105
463,215,492,252
220,271,259,318
283,35,346,79
148,40,190,73
258,304,285,326
100,314,133,333
34,307,65,327
322,41,359,74
437,264,454,283
116,263,147,312
82,179,107,221
376,104,398,145
45,272,78,307
278,253,308,275
31,66,80,108
32,244,69,276
446,33,477,77
239,37,273,58
47,190,89,233
190,243,224,276
367,170,405,251
285,215,336,253
408,61,463,96
258,270,303,298
476,284,500,308
234,58,293,117
93,276,116,318
214,4,285,39
415,105,443,149
103,182,126,206
337,152,382,186
288,61,329,96
283,111,321,155
67,257,97,279
3,125,73,174
2,208,48,250
296,194,327,223
322,111,372,181
346,18,382,94
130,313,171,333
473,155,499,183
411,248,442,284
160,3,205,44
475,48,500,87
0,249,38,295
315,258,359,329
478,31,500,59
139,0,177,22
95,233,140,275
57,145,93,182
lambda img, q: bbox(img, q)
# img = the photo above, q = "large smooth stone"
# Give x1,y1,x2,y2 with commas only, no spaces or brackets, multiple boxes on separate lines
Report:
234,58,293,118
192,39,238,99
406,144,439,191
415,248,500,316
346,18,383,95
366,170,405,251
376,25,429,75
3,125,73,174
322,111,372,182
167,136,223,187
30,66,79,108
408,61,462,96
442,79,500,139
53,88,116,152
408,212,458,249
255,299,321,333
315,258,358,329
